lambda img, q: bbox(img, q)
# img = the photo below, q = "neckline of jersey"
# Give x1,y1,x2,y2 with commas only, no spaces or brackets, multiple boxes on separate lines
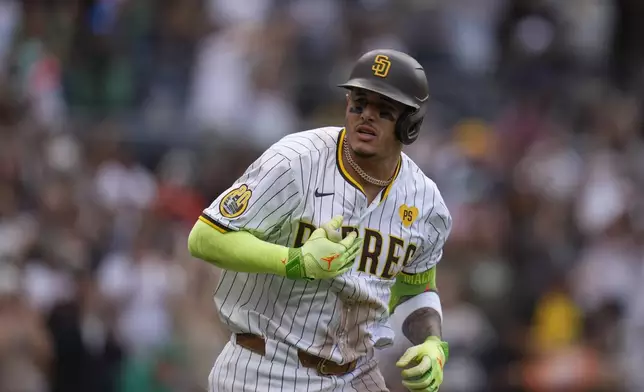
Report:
335,128,402,204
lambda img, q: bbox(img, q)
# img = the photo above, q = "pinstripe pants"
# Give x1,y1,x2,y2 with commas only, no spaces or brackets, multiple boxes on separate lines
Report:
208,335,389,391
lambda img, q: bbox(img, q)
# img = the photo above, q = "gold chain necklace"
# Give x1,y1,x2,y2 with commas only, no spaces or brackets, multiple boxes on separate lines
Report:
343,139,396,187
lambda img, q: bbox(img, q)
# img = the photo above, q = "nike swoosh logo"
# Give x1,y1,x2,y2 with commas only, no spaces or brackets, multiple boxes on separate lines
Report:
314,189,334,197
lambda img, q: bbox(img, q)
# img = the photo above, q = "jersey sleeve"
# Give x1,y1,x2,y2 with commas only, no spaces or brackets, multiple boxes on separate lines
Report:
402,186,452,275
200,146,301,237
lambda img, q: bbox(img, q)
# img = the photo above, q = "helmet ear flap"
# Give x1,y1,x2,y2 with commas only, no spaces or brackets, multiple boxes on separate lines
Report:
395,107,425,145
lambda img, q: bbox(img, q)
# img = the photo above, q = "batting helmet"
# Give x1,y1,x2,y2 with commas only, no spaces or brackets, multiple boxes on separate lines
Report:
339,49,429,145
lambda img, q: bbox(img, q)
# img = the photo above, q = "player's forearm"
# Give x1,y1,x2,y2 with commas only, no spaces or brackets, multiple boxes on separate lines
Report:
188,220,289,276
401,306,442,345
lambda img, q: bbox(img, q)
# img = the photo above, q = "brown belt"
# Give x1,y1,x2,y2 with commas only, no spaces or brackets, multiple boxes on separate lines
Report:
235,333,357,376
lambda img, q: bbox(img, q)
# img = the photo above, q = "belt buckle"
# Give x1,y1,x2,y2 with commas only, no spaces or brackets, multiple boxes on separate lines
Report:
317,359,334,376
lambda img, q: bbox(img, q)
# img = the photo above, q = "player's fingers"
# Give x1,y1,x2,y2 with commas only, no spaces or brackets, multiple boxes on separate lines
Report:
423,360,442,392
342,251,359,267
401,369,433,390
432,358,443,383
326,215,344,230
336,252,358,270
344,236,363,254
345,242,363,264
395,347,418,368
338,231,358,248
324,228,342,242
321,217,344,241
334,261,355,276
308,228,328,241
401,356,431,379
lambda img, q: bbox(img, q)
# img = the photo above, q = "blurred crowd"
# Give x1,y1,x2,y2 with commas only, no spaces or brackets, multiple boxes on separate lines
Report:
0,0,643,391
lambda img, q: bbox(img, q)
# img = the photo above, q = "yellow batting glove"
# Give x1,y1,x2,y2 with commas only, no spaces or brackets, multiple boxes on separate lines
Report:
286,216,362,280
396,336,448,392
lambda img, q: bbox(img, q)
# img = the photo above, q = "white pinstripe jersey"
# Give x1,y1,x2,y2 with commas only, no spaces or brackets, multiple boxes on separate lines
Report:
201,127,452,365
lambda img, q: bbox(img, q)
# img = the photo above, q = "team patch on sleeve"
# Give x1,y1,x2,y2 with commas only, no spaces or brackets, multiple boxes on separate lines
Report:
219,184,252,218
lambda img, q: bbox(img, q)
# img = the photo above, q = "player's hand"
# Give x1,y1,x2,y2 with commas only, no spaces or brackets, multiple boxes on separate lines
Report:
396,336,448,392
285,216,362,280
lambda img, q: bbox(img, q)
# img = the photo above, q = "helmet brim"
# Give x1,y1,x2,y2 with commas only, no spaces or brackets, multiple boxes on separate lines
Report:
338,78,423,110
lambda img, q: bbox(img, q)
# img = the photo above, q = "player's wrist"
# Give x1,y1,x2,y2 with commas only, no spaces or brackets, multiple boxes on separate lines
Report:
285,248,313,280
423,336,449,362
285,248,303,279
424,335,442,344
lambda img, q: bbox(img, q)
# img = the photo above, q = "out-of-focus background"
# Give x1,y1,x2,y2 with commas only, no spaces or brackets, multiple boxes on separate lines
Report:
0,0,643,391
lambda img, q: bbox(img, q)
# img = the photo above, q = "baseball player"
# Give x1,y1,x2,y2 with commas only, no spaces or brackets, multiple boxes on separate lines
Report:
188,49,451,392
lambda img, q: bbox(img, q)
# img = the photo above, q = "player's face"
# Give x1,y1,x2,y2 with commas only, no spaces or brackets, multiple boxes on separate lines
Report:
345,89,405,159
